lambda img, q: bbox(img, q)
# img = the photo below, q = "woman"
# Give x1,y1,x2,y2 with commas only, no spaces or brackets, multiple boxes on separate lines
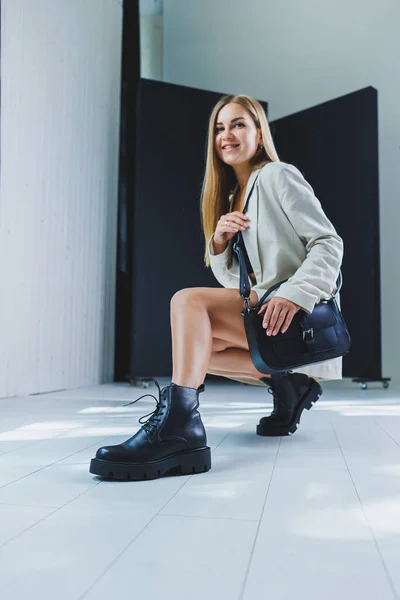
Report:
89,94,343,481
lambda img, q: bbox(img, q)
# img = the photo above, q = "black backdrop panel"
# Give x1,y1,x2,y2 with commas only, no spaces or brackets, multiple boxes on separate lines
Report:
130,80,266,377
271,87,381,378
114,0,140,380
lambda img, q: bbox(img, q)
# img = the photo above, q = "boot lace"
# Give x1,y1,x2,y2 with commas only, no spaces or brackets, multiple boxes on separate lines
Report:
267,386,287,419
123,378,168,434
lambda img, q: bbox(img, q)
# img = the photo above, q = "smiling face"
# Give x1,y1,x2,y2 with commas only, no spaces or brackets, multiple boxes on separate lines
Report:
215,102,261,168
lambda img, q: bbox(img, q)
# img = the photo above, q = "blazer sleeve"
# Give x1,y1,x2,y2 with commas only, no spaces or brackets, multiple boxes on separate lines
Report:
207,234,241,289
267,164,343,313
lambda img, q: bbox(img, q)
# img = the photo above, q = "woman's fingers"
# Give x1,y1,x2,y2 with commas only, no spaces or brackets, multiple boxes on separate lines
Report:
265,307,285,336
263,303,279,334
214,212,250,242
260,298,300,335
257,304,268,315
281,311,295,334
221,214,249,231
271,311,288,336
224,222,239,232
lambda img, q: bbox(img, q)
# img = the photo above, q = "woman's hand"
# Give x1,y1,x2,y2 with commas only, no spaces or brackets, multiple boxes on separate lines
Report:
257,297,301,336
213,211,249,245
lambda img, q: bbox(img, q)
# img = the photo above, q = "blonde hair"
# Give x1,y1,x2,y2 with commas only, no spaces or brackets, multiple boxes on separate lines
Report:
201,94,280,267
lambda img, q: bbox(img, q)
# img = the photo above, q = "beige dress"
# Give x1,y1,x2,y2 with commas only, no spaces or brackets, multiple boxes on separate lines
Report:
208,161,344,384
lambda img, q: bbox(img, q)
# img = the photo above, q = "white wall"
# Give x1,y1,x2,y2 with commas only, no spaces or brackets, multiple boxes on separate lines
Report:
163,0,400,381
0,0,123,398
140,0,163,80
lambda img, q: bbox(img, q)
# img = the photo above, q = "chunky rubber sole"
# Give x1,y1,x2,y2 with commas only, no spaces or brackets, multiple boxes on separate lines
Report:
89,446,211,481
256,379,323,437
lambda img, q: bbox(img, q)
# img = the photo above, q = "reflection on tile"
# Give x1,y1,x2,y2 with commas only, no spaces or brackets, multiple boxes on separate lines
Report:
348,468,400,595
243,468,395,600
161,427,279,521
275,425,347,470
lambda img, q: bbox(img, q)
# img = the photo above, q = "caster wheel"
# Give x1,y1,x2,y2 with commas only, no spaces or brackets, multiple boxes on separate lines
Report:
383,382,389,389
360,383,368,390
129,379,151,389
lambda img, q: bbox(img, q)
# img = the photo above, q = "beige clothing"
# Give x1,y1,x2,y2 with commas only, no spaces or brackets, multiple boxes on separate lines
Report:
208,161,344,381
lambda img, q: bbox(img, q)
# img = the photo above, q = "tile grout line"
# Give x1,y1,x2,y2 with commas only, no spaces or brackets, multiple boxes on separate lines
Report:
0,432,120,549
158,513,259,523
76,476,203,600
210,431,232,454
0,434,117,491
375,420,400,449
77,430,233,600
330,420,400,600
0,501,59,509
238,436,282,600
0,480,103,550
0,438,55,458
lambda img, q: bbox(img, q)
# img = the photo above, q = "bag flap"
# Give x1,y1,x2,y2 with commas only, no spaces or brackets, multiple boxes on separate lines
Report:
300,301,338,331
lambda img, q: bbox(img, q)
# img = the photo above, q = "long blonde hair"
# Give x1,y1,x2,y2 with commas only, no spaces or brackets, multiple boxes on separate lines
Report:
201,94,280,267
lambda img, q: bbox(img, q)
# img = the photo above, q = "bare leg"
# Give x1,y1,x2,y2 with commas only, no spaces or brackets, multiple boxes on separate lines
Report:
208,347,268,379
170,287,269,389
170,290,212,388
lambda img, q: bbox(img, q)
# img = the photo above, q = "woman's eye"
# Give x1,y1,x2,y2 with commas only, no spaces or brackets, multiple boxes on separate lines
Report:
215,122,244,134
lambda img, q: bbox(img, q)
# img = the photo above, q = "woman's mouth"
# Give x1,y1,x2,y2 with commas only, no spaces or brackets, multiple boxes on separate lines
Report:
222,144,240,152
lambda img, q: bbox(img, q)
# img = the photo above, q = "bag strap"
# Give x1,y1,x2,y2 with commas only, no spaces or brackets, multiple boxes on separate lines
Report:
232,171,343,311
231,173,261,308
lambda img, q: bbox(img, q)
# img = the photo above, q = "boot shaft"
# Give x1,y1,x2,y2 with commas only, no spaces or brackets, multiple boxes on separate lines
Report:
262,373,314,419
271,372,311,401
157,383,207,448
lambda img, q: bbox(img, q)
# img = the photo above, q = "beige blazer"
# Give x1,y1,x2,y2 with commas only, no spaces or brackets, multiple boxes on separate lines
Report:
208,161,344,382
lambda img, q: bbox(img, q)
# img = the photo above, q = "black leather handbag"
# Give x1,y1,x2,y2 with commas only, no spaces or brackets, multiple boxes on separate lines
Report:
232,179,351,375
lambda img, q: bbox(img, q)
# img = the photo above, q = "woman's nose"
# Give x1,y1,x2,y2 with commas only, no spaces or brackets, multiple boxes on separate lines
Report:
223,130,235,141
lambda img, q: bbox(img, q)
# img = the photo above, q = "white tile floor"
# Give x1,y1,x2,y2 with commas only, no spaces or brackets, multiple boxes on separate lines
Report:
0,377,400,600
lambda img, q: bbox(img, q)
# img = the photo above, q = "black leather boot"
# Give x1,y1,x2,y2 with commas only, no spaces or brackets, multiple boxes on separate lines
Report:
89,380,211,480
256,372,323,436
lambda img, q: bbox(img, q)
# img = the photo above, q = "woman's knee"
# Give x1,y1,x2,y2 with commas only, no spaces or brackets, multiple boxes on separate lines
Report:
170,287,205,311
